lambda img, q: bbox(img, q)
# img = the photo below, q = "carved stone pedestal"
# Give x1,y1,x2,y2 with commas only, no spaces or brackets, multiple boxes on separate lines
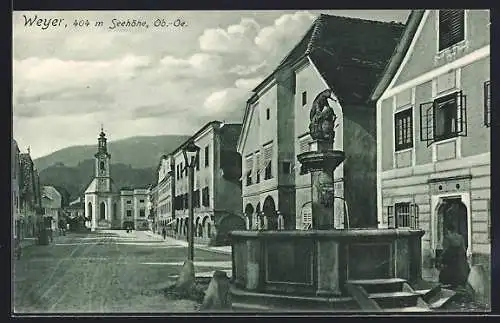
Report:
297,139,345,230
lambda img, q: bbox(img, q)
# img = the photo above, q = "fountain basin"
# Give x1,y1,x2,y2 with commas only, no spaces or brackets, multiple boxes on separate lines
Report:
230,228,425,297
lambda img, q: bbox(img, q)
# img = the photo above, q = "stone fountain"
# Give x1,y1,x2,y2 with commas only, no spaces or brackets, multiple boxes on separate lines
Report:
229,90,451,312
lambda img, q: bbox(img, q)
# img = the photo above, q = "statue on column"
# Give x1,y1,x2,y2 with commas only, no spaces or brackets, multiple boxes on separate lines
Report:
309,89,338,142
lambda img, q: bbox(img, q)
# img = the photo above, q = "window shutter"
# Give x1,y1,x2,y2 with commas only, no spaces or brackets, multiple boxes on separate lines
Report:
299,138,310,154
262,144,272,172
409,203,419,229
457,90,467,136
254,153,261,181
264,144,273,161
488,199,491,242
484,81,491,127
419,101,435,146
302,207,312,230
246,156,253,173
439,10,465,50
387,205,394,229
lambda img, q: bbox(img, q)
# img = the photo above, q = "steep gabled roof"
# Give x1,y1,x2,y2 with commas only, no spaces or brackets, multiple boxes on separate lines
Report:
238,13,406,150
369,10,426,101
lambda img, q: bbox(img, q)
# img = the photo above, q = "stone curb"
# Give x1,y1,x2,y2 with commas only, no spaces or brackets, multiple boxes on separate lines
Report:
142,231,232,255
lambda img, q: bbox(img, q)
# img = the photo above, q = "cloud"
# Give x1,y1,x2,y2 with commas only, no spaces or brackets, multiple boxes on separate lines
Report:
255,11,315,52
13,55,151,106
199,18,260,53
159,52,224,76
235,77,264,90
203,88,249,115
12,10,328,157
229,62,267,76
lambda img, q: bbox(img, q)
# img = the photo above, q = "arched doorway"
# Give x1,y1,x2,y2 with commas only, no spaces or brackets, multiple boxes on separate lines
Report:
255,202,261,229
198,222,203,237
244,204,254,230
435,197,469,255
195,217,200,237
87,202,93,220
263,196,277,230
100,202,106,220
207,222,212,238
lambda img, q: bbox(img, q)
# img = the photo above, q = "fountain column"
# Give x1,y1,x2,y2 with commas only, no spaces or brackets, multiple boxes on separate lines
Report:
297,89,346,296
298,139,345,230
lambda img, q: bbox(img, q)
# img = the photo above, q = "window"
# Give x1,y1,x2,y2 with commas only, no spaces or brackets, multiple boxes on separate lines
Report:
484,80,491,127
139,209,145,217
140,199,144,203
302,91,307,106
180,162,183,178
193,189,200,208
126,210,132,217
394,108,413,151
176,165,179,180
387,203,419,229
126,200,132,205
282,161,292,174
263,144,273,180
420,91,467,146
100,161,105,171
438,10,465,51
205,146,209,167
265,162,272,180
245,156,253,186
202,187,210,207
266,108,270,120
255,153,261,184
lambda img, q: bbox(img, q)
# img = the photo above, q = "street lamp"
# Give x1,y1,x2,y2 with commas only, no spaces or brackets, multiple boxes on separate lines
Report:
182,140,200,262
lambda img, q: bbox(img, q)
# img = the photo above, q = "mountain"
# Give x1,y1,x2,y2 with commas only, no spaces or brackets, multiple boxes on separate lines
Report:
39,159,157,203
33,135,190,172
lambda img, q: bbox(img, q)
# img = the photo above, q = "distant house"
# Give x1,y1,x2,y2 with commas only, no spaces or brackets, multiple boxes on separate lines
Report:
41,186,62,231
65,197,85,223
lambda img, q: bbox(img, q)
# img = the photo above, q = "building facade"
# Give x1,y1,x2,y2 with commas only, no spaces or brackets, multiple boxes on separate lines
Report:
12,140,21,239
18,148,43,240
170,121,244,245
238,14,405,231
84,129,150,231
41,186,62,231
373,10,491,273
155,155,174,235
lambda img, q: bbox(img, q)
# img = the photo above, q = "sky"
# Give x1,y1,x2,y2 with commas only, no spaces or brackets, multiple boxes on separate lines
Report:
13,10,410,159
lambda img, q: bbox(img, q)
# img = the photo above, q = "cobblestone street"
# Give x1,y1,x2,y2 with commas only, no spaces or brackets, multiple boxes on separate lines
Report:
12,230,231,314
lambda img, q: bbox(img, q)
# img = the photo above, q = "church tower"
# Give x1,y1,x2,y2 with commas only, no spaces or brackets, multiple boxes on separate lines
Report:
95,127,111,192
85,126,118,231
